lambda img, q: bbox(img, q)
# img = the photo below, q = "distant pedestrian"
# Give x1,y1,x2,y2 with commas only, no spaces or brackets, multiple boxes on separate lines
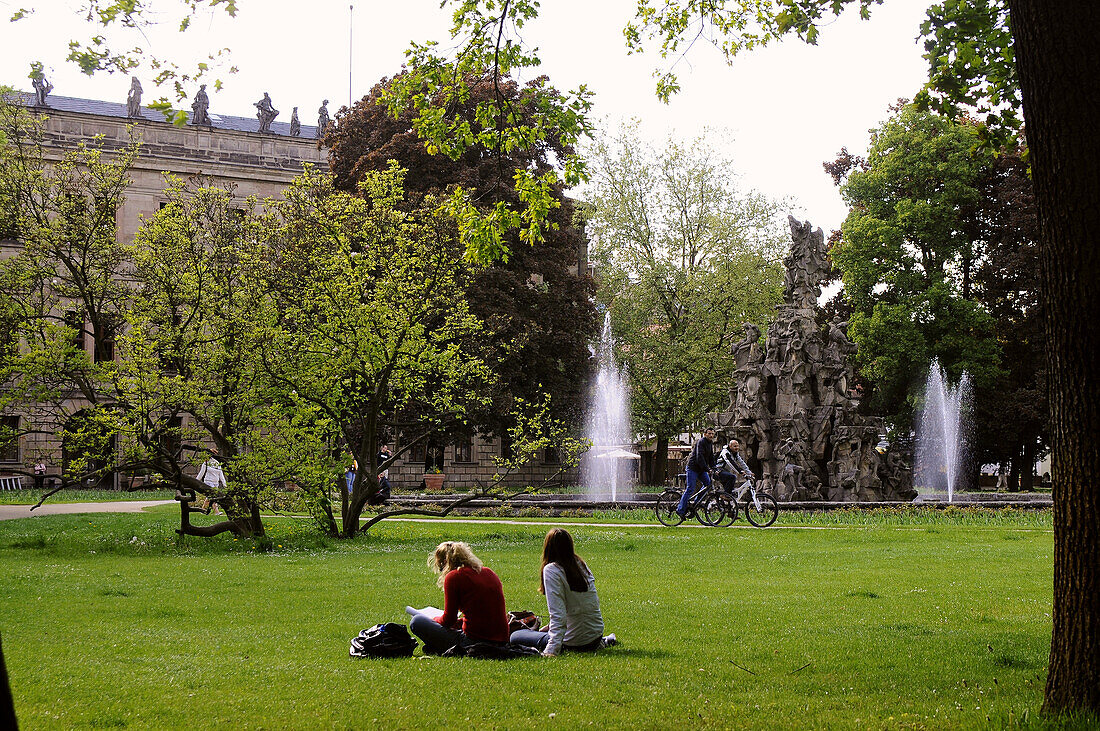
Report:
197,449,227,515
345,459,357,495
33,460,47,490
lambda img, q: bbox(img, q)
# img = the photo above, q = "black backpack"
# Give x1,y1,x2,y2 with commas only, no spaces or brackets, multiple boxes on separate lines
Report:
349,623,417,659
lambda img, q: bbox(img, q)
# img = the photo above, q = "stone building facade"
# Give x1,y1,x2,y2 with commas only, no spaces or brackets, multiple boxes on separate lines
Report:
0,92,577,491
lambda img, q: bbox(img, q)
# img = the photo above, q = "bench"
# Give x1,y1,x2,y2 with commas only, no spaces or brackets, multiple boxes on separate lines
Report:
0,475,24,490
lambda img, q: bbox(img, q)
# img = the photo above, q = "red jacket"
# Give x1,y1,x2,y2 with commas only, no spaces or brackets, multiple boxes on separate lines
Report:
436,566,509,643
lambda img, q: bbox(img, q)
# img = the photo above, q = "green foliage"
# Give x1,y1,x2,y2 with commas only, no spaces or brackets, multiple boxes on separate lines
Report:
259,165,494,536
585,124,785,440
915,0,1020,148
327,74,598,436
384,2,592,262
832,106,1001,424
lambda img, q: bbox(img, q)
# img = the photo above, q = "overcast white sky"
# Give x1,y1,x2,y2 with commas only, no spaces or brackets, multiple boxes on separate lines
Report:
0,0,935,233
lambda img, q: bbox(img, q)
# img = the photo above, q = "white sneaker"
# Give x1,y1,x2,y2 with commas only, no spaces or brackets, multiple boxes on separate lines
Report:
601,634,617,648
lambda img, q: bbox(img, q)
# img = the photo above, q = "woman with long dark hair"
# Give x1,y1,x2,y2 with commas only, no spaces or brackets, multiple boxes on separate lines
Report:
510,528,615,655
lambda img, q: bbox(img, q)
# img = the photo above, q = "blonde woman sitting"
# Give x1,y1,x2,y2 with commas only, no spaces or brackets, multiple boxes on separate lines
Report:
510,528,616,656
409,541,510,654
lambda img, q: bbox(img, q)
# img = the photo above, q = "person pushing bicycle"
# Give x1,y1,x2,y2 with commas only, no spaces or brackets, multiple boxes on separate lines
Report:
716,439,754,492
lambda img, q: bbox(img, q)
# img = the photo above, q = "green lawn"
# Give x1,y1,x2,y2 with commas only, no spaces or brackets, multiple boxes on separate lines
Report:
0,508,1077,729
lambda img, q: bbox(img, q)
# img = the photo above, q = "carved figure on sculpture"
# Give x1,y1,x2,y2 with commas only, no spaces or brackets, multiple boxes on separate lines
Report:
191,84,211,125
732,322,762,368
825,317,856,366
126,77,143,118
783,216,829,309
32,75,53,107
255,92,279,133
289,107,300,137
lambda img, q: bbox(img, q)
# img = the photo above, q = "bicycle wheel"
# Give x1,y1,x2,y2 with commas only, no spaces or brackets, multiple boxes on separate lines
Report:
744,493,779,528
712,492,737,527
699,492,732,526
655,489,685,527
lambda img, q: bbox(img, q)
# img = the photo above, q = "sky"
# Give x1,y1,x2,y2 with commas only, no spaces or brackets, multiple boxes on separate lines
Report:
0,0,935,234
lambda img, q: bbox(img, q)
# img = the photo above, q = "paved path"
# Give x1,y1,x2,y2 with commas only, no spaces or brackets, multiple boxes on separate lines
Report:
0,500,174,521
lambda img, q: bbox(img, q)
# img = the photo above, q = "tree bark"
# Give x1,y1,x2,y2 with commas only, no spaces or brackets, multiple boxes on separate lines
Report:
654,435,670,486
1020,439,1035,492
1008,0,1100,714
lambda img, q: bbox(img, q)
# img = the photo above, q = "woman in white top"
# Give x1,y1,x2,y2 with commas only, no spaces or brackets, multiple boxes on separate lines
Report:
510,528,615,656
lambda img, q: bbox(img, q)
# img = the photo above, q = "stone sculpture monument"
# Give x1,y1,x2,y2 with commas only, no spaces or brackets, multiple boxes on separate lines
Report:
713,216,914,502
126,77,143,118
289,107,301,137
32,75,53,107
316,100,331,138
255,92,279,133
191,84,211,126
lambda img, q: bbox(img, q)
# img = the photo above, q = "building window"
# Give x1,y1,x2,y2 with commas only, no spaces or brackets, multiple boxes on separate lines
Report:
409,441,427,464
454,436,474,463
500,433,514,460
64,310,86,353
543,446,560,464
0,415,19,463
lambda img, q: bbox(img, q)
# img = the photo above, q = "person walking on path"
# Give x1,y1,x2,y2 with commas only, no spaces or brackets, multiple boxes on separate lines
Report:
677,428,718,517
196,449,228,515
409,541,509,654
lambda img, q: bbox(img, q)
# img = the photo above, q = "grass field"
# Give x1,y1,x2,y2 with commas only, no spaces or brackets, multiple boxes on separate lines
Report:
0,506,1084,729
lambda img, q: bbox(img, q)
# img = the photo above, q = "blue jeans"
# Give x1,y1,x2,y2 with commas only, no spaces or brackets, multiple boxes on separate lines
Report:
509,629,549,652
409,613,468,654
510,630,602,653
677,468,711,514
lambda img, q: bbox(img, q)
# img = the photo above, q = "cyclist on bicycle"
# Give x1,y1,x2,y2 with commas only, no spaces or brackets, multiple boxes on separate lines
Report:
677,427,718,518
716,439,754,492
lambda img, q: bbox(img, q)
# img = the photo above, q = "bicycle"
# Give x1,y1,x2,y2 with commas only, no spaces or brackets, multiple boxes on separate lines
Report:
712,473,779,528
654,478,729,527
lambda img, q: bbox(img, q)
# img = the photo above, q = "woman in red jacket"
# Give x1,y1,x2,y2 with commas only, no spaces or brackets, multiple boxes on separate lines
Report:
409,541,510,654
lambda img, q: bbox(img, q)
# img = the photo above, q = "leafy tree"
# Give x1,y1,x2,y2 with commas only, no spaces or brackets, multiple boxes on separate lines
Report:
586,125,785,481
380,3,593,260
0,96,135,488
967,144,1046,490
829,105,1001,428
117,180,331,537
0,97,321,537
617,0,1097,712
326,75,597,437
257,166,494,537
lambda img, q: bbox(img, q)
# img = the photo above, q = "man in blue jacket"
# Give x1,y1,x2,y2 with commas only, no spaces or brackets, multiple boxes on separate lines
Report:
677,427,718,517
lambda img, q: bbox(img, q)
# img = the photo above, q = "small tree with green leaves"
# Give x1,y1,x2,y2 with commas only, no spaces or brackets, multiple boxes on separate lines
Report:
585,124,786,481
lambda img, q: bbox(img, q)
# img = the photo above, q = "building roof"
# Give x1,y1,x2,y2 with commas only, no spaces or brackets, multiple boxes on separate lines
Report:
11,91,320,139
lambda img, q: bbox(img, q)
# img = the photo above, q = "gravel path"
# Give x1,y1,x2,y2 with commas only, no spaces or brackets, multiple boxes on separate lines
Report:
0,500,174,521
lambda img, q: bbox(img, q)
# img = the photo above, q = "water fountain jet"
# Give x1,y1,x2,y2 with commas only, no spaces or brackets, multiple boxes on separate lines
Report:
915,359,972,502
581,313,633,501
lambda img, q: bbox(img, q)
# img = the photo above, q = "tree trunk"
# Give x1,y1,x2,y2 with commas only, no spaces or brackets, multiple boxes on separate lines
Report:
1008,458,1020,492
1008,0,1100,714
654,435,670,486
1020,440,1035,492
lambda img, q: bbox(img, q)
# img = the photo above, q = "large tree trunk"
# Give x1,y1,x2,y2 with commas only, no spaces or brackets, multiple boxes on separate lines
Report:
654,435,670,486
1008,0,1100,714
